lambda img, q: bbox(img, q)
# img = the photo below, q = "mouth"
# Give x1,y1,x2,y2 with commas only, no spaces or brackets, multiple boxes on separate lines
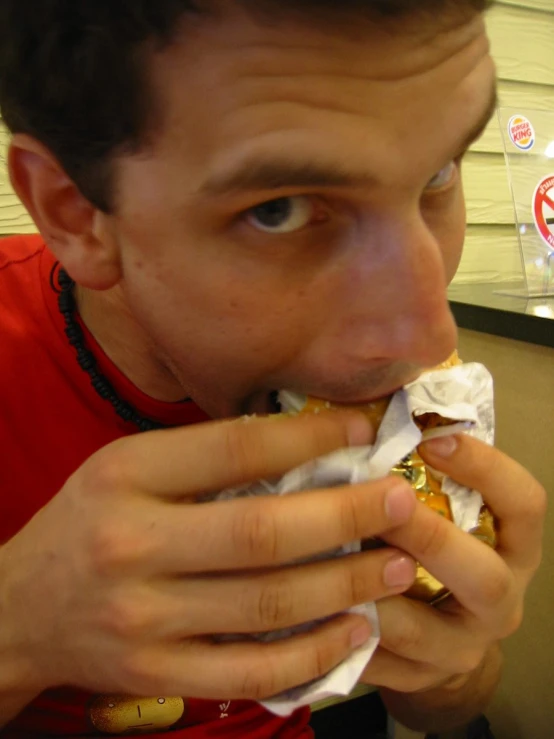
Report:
325,382,408,406
308,366,424,406
299,379,415,406
262,365,424,415
327,388,403,405
127,725,154,729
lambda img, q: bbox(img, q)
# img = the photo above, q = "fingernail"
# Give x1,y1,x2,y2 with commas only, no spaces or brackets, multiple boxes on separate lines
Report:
385,483,416,523
384,555,417,588
350,623,372,649
423,435,458,458
346,414,373,447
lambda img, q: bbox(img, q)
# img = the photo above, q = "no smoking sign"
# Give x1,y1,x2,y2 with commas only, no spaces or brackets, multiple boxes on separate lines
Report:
532,174,554,250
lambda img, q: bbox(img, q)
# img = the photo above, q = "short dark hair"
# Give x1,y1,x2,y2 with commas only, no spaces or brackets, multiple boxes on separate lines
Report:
0,0,491,212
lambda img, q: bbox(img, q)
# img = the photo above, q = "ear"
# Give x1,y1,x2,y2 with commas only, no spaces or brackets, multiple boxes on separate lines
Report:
7,133,121,290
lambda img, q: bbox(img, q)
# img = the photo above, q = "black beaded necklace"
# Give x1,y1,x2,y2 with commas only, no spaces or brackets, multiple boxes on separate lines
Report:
51,263,172,432
51,264,282,428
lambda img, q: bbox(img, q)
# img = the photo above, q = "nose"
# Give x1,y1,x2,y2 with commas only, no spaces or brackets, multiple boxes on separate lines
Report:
347,212,459,367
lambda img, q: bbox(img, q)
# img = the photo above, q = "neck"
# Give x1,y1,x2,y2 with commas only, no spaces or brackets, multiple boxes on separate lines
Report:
75,284,188,403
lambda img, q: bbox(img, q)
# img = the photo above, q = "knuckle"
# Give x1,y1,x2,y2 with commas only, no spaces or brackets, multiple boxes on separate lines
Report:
500,603,524,639
479,566,512,608
306,636,347,682
344,561,373,605
81,446,128,496
89,521,145,577
399,664,444,694
529,551,543,575
303,415,349,455
415,514,449,560
400,677,427,693
222,424,263,481
525,481,548,522
481,449,504,485
253,578,294,631
337,491,363,542
232,504,279,564
238,664,277,702
386,617,426,657
455,648,484,675
99,593,153,640
389,668,431,694
118,651,163,694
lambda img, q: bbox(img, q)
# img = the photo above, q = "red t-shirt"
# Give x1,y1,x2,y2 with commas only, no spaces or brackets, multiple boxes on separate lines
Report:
0,234,312,738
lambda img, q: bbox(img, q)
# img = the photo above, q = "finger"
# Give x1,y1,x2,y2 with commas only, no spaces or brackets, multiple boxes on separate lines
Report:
114,477,416,574
144,550,416,637
420,434,547,571
381,502,518,630
375,596,485,676
360,646,451,694
130,613,374,700
108,411,374,498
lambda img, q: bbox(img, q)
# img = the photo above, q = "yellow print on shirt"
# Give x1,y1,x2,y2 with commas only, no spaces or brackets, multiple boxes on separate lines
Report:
88,695,187,735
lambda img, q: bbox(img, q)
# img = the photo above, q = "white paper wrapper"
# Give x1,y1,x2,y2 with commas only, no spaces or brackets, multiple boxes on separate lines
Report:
205,363,494,716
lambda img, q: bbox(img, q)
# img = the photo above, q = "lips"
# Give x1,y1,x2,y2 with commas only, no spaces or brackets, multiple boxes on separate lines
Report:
286,367,424,408
304,377,419,406
324,386,404,405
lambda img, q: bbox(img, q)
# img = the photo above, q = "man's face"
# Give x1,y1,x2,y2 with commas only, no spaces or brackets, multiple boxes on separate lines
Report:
106,4,495,418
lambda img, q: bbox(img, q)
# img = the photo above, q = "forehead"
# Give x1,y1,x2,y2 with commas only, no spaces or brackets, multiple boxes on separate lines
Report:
138,7,493,193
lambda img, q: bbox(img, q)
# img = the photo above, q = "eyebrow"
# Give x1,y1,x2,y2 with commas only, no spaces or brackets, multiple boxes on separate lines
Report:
201,82,498,198
202,161,377,197
459,82,498,153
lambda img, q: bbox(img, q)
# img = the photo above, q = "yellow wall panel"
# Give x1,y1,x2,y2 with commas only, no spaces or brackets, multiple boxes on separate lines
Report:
462,3,553,280
0,204,36,235
498,0,554,12
0,123,36,234
453,225,522,284
487,4,554,86
463,152,521,225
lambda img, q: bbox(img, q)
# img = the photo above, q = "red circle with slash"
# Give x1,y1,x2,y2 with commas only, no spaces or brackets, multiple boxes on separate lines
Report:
533,174,554,250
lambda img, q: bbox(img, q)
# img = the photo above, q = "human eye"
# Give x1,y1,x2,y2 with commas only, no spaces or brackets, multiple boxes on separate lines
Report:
424,160,458,192
245,196,318,234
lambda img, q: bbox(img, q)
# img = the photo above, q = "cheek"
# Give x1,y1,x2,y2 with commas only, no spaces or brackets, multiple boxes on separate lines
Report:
121,240,330,371
426,188,467,282
118,216,330,342
114,190,346,383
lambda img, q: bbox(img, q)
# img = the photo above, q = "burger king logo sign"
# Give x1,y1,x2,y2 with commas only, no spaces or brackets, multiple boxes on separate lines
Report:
508,115,535,151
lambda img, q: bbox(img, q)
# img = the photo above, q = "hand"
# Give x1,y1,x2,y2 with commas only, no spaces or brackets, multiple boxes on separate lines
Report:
0,412,420,702
359,433,546,694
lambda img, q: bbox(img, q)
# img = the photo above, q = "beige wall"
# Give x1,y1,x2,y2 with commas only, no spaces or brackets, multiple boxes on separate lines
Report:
457,0,554,285
458,329,554,739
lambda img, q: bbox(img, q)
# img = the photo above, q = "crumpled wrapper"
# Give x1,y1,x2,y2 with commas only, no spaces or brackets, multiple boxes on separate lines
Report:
205,362,494,716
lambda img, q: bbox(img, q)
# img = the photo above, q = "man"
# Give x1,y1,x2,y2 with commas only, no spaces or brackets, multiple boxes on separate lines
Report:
0,0,546,737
